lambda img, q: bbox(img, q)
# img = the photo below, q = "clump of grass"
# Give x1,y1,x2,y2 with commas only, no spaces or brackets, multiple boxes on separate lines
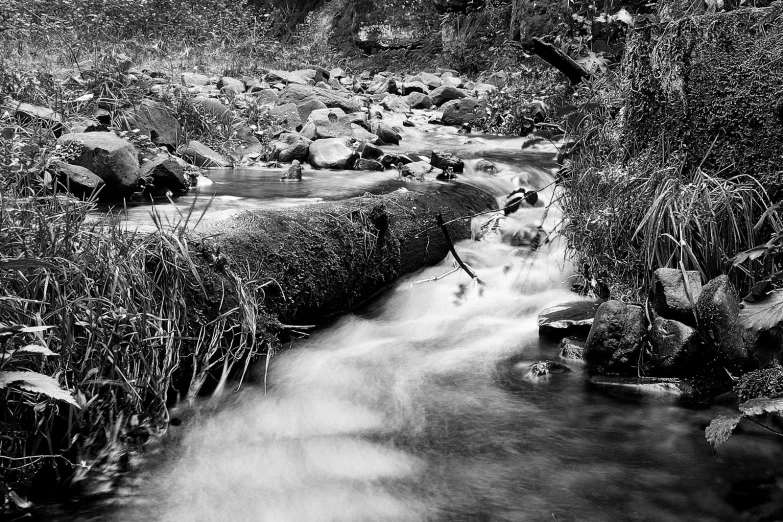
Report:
0,125,279,497
557,74,770,299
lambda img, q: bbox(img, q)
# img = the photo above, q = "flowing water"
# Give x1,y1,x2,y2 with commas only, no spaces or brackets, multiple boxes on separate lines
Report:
57,116,783,521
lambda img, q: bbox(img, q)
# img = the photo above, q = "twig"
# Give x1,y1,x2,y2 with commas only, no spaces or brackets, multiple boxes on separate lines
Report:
437,213,484,285
413,266,460,285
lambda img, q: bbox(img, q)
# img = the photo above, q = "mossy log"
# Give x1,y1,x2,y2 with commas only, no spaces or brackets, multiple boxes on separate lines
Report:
621,6,783,195
189,184,496,327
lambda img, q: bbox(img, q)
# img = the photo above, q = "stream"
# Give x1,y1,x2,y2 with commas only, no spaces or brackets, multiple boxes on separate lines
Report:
53,115,783,521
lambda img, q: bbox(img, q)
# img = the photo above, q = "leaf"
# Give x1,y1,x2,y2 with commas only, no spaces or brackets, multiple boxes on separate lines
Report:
743,280,773,302
740,289,783,333
739,397,783,416
0,258,58,270
16,344,58,357
731,245,770,266
614,8,634,27
0,371,78,407
705,414,742,450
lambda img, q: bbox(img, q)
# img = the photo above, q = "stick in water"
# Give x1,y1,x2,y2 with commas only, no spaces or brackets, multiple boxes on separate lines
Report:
437,213,484,285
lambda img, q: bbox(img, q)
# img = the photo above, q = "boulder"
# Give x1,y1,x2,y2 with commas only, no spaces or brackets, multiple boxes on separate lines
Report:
360,142,385,161
218,76,245,95
486,71,508,87
648,316,701,376
253,89,279,106
406,92,433,110
181,140,231,168
52,161,104,199
370,121,401,145
278,84,361,114
308,137,358,169
441,98,486,126
474,159,498,174
307,107,347,123
296,99,328,123
345,111,370,130
315,81,331,90
381,153,414,168
652,268,702,324
329,68,345,79
180,72,211,87
140,155,189,196
245,78,270,93
265,69,312,85
272,133,312,163
538,300,602,338
300,122,317,141
559,337,585,362
270,103,302,131
430,150,464,173
401,161,442,180
351,125,381,144
57,132,140,197
280,160,302,180
429,85,466,106
523,360,571,379
311,112,354,139
583,300,646,373
354,158,384,171
5,99,64,137
473,83,499,95
382,95,410,114
589,375,693,397
122,99,182,151
696,275,746,364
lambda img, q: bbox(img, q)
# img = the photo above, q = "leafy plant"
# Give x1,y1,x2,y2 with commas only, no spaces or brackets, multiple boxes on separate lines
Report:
705,396,783,451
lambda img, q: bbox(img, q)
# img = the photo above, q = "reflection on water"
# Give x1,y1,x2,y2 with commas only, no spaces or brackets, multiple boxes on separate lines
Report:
71,123,783,522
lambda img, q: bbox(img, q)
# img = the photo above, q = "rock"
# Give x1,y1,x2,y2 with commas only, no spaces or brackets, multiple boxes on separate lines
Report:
5,99,64,136
354,158,384,171
417,72,442,90
122,99,182,151
583,300,646,373
308,137,358,169
381,153,413,168
253,89,279,105
370,121,401,145
401,161,442,180
278,84,361,114
652,268,702,324
300,122,317,141
181,140,231,168
486,71,508,87
315,81,331,90
329,68,345,79
311,112,354,139
559,337,585,362
270,103,302,131
328,77,345,90
474,159,498,174
441,98,486,126
360,142,384,161
369,76,399,96
523,360,571,379
406,92,433,110
245,78,270,93
265,69,312,85
473,83,498,95
696,275,746,364
345,112,370,130
57,132,140,197
180,72,211,87
429,85,466,106
272,133,312,163
381,95,410,114
441,76,463,89
280,160,302,180
648,316,701,375
140,155,189,196
308,107,347,123
589,375,693,397
402,81,428,94
430,150,464,173
295,98,328,123
52,161,104,199
351,125,380,144
218,76,245,95
538,300,602,338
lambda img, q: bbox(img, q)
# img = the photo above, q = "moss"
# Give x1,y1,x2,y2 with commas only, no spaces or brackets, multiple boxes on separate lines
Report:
734,367,783,401
622,6,783,196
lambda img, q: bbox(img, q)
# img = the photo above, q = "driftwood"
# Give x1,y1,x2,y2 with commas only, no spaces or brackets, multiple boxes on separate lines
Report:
190,184,496,326
531,37,591,85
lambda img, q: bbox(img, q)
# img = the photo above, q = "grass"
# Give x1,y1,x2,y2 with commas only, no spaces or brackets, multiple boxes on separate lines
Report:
557,73,776,300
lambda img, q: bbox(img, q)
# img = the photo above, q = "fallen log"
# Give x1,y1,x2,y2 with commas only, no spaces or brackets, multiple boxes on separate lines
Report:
531,37,591,85
189,184,497,326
